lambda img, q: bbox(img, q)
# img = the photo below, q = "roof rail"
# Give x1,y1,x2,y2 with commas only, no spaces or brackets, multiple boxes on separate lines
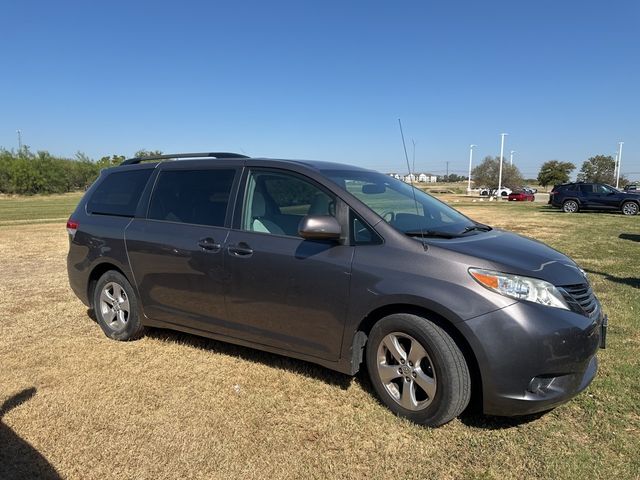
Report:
120,152,250,165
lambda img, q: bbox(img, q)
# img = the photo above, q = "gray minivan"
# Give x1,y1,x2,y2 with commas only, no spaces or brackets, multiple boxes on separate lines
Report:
67,153,607,427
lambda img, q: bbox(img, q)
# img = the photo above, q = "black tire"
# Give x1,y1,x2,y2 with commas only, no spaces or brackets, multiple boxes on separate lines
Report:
366,313,470,427
92,270,144,341
562,200,579,213
621,201,639,216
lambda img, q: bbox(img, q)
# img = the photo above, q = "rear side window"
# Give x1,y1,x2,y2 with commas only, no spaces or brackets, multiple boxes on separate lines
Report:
579,184,593,193
87,169,152,217
148,169,236,227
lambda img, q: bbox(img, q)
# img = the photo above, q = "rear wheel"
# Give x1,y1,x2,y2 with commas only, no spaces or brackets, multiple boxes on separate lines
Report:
93,270,144,341
622,201,639,216
563,200,579,213
366,313,470,427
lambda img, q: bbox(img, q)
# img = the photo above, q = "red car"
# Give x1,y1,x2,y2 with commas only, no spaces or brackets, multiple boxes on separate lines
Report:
508,190,535,202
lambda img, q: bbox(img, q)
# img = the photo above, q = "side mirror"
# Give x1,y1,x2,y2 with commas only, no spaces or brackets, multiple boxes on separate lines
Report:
298,215,341,240
362,183,386,194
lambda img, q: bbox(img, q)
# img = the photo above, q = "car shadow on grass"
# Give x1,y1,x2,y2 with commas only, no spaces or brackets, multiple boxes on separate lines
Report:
0,387,61,480
585,269,640,289
458,410,548,430
619,233,640,243
538,206,629,216
145,327,354,390
144,328,553,430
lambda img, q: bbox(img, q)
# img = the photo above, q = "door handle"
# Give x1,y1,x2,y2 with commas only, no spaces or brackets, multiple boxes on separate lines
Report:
227,243,254,257
198,237,221,252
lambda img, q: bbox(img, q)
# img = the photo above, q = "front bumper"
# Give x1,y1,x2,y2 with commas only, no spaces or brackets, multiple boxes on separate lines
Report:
458,301,604,416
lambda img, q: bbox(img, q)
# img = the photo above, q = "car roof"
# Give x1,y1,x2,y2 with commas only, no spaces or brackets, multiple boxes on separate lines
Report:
108,156,374,174
251,158,372,172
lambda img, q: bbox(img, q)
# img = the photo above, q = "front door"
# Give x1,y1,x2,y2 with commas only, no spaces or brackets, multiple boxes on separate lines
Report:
225,169,354,361
126,167,238,334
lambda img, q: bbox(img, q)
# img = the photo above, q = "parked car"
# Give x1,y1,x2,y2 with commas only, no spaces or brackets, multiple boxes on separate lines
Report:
520,186,538,194
479,187,512,197
623,184,639,194
549,182,639,215
508,190,535,202
67,153,606,427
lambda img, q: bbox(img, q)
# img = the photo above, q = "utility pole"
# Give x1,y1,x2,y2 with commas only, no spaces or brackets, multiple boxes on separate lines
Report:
510,150,516,166
467,144,476,192
498,133,508,195
616,141,624,188
17,129,22,151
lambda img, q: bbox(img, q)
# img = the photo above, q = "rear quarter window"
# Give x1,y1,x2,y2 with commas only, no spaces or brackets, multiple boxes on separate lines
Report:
87,169,153,217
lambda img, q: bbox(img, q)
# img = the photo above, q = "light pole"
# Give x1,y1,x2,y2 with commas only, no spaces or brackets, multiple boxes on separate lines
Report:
498,133,508,196
411,139,416,174
616,141,624,188
17,129,22,151
613,152,619,181
467,144,476,192
510,150,516,166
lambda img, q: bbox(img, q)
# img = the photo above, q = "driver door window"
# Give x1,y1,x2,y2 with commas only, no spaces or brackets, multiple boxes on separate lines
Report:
242,170,335,237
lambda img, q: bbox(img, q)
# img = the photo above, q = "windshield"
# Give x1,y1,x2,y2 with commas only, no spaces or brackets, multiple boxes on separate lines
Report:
321,169,482,236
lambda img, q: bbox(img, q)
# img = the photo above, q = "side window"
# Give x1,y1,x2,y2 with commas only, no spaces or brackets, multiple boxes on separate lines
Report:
242,170,334,237
87,169,152,217
579,184,593,194
148,169,236,227
565,184,577,192
597,184,613,194
351,210,382,245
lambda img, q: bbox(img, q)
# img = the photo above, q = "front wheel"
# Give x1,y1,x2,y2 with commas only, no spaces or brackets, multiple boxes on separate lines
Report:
366,313,470,427
93,270,144,341
621,201,639,216
563,200,579,213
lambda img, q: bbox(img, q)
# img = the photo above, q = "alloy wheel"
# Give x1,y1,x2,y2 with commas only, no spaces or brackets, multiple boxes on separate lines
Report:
622,202,638,215
563,201,578,213
99,282,130,331
376,332,437,411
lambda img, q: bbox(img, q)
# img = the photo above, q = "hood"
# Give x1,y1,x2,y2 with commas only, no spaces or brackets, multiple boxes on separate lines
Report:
426,229,587,286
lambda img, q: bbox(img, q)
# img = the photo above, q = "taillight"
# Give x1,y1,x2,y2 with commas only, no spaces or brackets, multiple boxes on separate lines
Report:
67,218,79,238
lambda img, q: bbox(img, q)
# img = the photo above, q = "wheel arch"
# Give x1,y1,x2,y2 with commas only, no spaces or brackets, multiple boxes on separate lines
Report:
354,303,483,412
87,262,130,308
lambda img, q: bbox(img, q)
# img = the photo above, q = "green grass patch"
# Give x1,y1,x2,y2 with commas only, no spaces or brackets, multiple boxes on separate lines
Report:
0,192,83,226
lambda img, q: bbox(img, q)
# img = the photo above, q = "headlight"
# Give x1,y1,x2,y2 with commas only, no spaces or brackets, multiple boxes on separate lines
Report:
469,268,570,310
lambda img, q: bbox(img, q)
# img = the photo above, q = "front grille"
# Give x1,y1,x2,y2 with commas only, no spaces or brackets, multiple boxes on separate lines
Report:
560,283,598,317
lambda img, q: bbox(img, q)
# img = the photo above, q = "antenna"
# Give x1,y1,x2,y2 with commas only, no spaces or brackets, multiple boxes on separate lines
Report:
398,119,425,245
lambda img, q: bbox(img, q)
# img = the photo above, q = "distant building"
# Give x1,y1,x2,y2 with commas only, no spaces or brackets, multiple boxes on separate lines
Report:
403,173,417,183
390,172,438,183
418,173,438,183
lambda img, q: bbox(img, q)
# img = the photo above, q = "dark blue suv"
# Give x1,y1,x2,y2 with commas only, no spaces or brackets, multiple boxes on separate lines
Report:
549,182,639,215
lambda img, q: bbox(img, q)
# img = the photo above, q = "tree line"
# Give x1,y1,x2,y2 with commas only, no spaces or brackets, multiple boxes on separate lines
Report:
0,147,633,195
470,154,631,191
0,148,161,195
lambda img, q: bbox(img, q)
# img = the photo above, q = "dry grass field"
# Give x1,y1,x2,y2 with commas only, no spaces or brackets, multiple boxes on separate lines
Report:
1,196,639,479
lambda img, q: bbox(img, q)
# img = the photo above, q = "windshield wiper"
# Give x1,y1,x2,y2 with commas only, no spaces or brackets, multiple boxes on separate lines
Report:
460,224,492,235
404,230,464,239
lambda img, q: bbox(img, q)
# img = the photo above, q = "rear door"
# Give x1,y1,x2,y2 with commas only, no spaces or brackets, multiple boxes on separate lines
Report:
578,184,595,207
125,164,240,334
224,168,354,361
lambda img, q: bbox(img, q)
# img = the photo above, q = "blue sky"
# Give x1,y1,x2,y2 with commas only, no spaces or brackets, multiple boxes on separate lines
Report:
1,0,638,179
